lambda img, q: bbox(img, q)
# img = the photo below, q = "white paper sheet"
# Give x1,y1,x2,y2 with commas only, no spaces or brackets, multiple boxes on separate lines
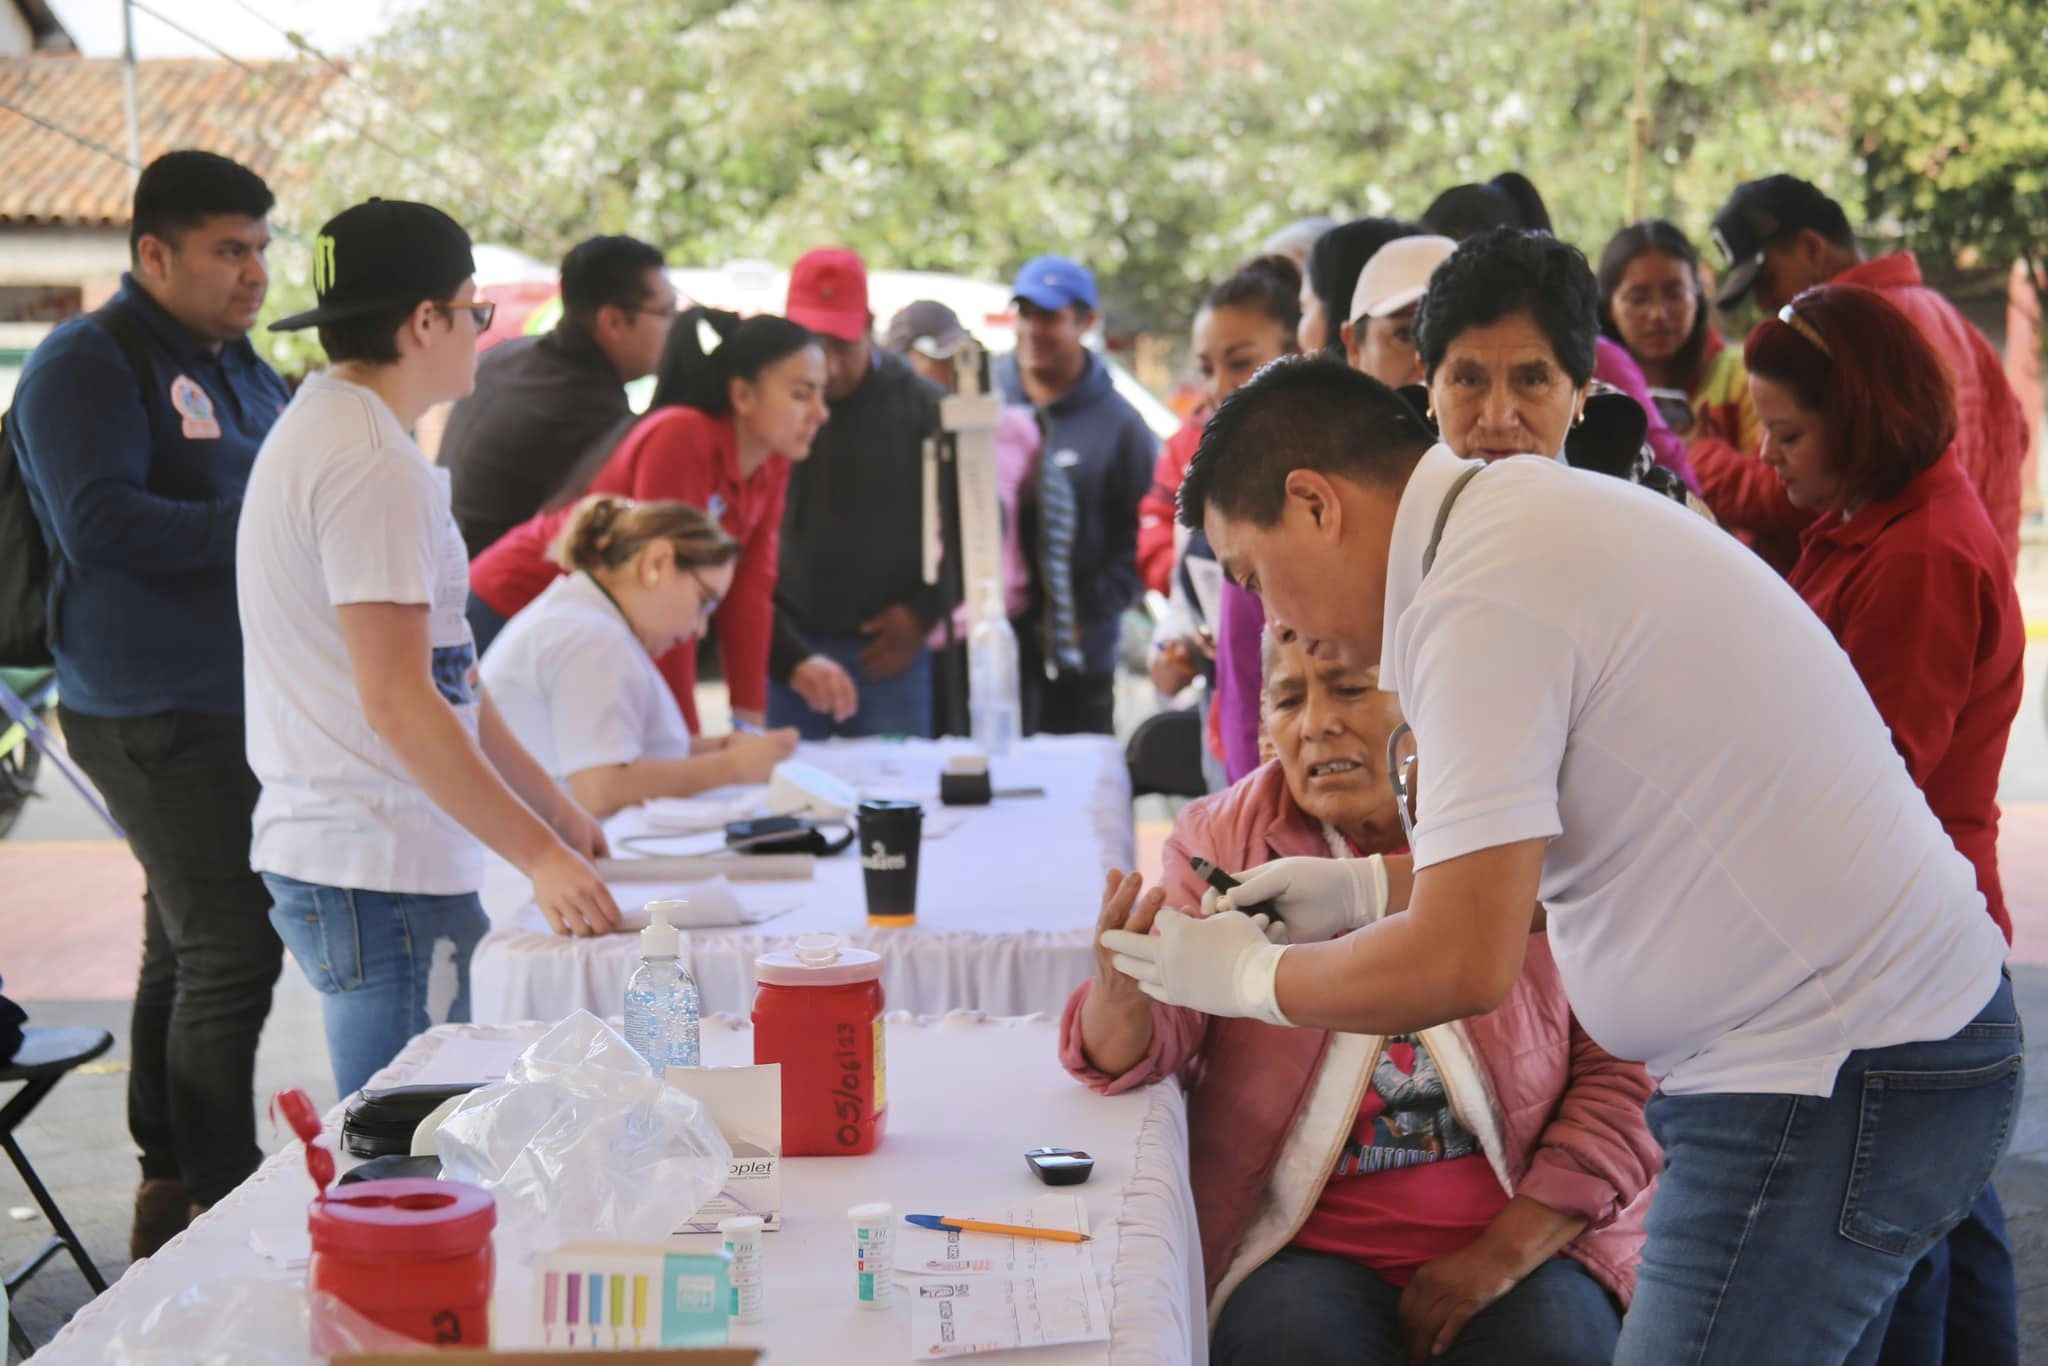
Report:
908,1274,1111,1359
896,1194,1092,1277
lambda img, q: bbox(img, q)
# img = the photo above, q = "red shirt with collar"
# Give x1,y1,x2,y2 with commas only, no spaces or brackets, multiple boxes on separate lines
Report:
1788,450,2024,940
468,407,791,733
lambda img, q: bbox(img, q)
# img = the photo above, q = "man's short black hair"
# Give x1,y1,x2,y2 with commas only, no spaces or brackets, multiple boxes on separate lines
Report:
1178,357,1434,530
316,266,474,365
129,150,274,262
1415,228,1599,388
560,235,666,324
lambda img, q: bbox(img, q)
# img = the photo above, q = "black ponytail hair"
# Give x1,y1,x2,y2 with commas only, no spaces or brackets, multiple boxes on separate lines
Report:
540,307,817,509
650,306,817,415
1203,253,1303,339
1422,171,1554,241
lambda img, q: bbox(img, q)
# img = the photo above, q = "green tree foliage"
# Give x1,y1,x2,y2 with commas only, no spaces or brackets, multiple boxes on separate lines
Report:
265,0,2036,358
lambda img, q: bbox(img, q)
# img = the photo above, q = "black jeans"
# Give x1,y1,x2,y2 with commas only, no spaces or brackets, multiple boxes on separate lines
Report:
59,706,283,1206
1013,616,1117,737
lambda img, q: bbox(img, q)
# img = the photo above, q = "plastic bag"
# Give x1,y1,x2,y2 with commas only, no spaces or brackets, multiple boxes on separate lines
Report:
433,1010,731,1252
104,1276,415,1364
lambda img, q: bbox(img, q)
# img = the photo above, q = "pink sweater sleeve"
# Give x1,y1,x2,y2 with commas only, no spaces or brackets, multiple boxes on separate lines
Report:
1517,1012,1661,1229
1057,980,1208,1093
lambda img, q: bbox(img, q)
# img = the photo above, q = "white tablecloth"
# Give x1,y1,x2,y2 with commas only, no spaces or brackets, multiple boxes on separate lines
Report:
29,1015,1204,1365
472,736,1135,1024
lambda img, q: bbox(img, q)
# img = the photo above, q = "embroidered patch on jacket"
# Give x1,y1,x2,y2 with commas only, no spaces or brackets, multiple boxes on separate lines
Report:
169,375,222,439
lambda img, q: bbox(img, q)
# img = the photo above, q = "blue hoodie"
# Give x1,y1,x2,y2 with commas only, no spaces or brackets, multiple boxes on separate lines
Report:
996,351,1157,676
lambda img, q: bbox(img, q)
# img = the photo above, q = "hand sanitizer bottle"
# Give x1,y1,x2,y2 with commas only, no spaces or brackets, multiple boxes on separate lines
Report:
624,902,700,1071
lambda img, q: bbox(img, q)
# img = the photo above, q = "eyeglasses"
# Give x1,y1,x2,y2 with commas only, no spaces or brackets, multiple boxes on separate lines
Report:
687,567,723,620
1777,302,1831,358
1386,721,1420,848
436,299,496,331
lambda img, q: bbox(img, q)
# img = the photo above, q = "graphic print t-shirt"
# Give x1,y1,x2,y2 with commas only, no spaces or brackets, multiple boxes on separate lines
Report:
1290,1034,1510,1287
239,372,483,895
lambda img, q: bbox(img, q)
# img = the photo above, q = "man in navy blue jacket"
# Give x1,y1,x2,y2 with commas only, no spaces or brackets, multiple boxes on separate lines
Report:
995,255,1156,735
12,151,289,1256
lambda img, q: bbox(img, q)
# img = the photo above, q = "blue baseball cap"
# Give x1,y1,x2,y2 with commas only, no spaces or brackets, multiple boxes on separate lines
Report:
1011,255,1097,313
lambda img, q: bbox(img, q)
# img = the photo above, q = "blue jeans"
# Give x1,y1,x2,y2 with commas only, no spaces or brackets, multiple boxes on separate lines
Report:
263,874,491,1097
1211,1247,1620,1365
768,628,932,739
1872,1183,2017,1366
1616,974,2022,1366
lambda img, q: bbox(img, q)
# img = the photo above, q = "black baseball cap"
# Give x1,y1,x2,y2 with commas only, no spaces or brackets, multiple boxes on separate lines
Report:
270,197,475,332
1708,175,1846,309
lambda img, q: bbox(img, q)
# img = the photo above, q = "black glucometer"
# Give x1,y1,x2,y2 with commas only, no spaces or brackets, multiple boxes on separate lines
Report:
1026,1147,1094,1186
1189,855,1270,912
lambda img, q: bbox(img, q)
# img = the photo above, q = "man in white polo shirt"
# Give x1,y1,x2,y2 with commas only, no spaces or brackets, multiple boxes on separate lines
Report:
1105,358,2016,1365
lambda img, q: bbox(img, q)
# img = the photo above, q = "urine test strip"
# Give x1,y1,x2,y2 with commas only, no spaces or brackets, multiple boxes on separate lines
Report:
543,1271,560,1346
633,1274,650,1348
566,1273,581,1345
588,1272,603,1341
610,1269,626,1346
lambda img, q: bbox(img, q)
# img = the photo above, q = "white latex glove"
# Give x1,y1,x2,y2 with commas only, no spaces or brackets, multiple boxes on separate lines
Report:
1198,854,1388,945
1099,910,1293,1026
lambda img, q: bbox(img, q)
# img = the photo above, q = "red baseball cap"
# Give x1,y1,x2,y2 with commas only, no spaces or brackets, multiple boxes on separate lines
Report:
785,247,870,342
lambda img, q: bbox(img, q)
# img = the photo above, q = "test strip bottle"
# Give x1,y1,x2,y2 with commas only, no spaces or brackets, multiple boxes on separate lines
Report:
720,1215,765,1323
848,1202,894,1309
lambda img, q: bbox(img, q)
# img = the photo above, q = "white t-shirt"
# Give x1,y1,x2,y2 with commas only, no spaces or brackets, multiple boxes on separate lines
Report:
238,372,483,895
1380,443,2005,1097
479,570,694,782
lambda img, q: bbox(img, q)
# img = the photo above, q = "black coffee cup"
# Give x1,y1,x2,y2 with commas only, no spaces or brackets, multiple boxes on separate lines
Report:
857,799,923,925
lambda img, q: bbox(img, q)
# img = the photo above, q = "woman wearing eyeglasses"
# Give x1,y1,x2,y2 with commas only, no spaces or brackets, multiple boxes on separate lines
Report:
1751,284,2026,1366
1067,628,1656,1366
479,495,798,822
468,308,834,736
1597,220,1805,573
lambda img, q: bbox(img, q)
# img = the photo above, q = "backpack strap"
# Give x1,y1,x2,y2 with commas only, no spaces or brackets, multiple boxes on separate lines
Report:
88,302,155,395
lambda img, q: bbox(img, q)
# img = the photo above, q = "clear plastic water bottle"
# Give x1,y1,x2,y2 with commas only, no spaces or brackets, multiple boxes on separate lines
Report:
968,578,1020,756
623,901,700,1071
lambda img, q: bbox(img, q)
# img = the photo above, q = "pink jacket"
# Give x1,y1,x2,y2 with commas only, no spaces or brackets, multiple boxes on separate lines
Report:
1060,763,1659,1319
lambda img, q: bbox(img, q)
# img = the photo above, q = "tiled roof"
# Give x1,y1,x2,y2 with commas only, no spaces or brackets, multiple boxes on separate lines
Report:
0,57,336,226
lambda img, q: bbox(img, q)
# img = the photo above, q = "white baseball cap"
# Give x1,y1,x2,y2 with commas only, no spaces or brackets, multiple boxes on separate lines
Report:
1349,234,1458,323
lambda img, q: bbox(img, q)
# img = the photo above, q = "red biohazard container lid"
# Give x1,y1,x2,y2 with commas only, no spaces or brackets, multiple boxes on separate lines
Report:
755,932,882,987
307,1177,496,1259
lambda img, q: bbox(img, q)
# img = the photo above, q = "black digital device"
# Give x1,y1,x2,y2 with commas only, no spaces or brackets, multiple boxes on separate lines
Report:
1025,1147,1094,1186
1189,855,1273,914
724,816,853,856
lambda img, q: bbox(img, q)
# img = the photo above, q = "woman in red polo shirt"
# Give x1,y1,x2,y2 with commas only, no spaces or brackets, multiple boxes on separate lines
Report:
1749,282,2024,1366
469,310,829,733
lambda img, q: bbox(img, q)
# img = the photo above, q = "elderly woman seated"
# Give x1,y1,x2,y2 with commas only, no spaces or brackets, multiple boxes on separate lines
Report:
1061,629,1658,1365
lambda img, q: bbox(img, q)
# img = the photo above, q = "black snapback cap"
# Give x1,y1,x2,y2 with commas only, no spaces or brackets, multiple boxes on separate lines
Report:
271,197,474,332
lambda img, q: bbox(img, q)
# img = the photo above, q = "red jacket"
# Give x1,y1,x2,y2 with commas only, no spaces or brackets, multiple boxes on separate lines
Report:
1789,451,2024,941
468,407,790,732
1060,763,1658,1318
1836,253,2028,570
1137,414,1203,595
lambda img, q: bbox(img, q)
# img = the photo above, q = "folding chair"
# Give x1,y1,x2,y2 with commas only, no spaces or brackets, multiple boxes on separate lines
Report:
2,1027,115,1357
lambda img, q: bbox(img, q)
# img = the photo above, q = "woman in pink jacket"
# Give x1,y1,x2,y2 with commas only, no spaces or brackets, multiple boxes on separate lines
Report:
1061,630,1658,1365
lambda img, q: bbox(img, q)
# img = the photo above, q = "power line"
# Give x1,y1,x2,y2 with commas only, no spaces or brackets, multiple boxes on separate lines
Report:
123,0,561,250
210,0,552,228
0,94,137,171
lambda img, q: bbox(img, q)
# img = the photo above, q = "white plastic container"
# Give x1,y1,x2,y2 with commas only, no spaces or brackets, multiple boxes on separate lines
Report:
847,1202,894,1309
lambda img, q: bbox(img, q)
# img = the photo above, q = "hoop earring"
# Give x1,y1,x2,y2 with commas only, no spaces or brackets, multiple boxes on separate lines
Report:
1573,407,1586,427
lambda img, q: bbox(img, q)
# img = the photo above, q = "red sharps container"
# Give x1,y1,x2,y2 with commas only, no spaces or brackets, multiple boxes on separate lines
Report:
753,933,887,1155
308,1178,496,1349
